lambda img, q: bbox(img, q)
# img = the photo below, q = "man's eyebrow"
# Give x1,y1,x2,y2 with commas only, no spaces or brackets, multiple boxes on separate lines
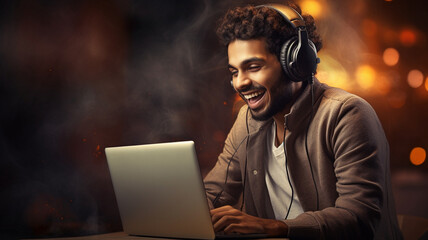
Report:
228,57,265,69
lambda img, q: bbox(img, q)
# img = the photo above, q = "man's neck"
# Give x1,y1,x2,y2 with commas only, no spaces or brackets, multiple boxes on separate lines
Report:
272,81,307,147
273,110,288,148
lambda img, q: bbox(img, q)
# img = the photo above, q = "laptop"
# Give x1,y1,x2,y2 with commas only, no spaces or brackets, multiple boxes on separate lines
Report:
105,141,268,240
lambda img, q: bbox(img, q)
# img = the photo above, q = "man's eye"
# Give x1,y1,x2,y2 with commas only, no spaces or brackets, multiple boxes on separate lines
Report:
248,65,261,71
230,70,238,77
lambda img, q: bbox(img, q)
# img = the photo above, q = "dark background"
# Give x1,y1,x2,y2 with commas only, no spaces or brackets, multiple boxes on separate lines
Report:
0,0,427,238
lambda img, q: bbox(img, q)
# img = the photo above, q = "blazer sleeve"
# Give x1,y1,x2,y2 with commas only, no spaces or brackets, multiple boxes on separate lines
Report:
203,106,248,209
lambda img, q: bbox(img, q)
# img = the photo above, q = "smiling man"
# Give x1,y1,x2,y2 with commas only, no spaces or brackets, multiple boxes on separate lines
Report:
229,39,299,122
203,1,402,239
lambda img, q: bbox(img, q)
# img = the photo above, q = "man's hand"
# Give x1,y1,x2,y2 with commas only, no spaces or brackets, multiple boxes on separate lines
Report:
210,205,288,237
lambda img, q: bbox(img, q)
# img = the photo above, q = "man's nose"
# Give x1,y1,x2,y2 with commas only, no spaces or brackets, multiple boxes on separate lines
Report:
234,72,251,91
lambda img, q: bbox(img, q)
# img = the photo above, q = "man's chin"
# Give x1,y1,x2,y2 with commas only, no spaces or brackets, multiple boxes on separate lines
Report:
249,108,272,121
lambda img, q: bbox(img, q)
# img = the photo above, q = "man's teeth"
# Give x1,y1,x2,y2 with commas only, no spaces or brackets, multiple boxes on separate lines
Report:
244,91,264,100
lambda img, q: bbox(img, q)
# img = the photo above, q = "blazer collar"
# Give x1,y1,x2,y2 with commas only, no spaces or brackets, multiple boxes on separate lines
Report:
285,78,326,132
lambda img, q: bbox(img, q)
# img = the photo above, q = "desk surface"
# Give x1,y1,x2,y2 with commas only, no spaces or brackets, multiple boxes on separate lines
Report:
27,232,289,240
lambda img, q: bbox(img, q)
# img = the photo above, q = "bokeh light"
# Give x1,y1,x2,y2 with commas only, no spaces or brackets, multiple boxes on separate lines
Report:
407,69,424,88
376,74,392,95
399,29,417,46
410,147,426,166
383,48,399,66
300,0,323,19
425,76,428,92
356,65,375,89
316,53,351,91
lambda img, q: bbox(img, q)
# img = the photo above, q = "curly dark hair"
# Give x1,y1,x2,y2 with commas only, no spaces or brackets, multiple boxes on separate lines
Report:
216,1,322,59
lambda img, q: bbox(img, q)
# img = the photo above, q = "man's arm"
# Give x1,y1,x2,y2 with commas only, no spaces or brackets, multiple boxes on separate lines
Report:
204,106,248,208
285,95,393,239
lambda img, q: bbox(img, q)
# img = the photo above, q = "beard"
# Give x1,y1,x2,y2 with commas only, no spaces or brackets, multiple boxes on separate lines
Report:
238,78,294,122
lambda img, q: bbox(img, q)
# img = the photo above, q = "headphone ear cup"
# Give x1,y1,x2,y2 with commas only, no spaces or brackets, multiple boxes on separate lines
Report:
306,39,318,73
280,36,300,82
280,36,319,82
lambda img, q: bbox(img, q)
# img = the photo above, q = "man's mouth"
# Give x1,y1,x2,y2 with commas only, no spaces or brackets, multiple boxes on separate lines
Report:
242,90,266,109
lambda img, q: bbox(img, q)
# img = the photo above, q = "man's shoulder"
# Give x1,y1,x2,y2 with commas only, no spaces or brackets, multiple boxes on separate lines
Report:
320,84,372,109
317,84,379,122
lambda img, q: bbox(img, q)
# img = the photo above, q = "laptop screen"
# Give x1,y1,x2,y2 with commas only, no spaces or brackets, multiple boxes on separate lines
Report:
105,141,216,240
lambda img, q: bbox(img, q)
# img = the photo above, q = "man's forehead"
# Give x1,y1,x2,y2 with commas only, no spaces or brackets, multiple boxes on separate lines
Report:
227,39,271,67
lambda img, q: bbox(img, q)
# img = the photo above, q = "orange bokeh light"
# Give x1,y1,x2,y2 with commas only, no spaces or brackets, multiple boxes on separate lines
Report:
425,77,428,92
376,74,392,95
356,65,375,89
383,48,399,66
407,69,424,88
316,52,351,91
410,147,426,166
399,29,417,46
300,0,323,19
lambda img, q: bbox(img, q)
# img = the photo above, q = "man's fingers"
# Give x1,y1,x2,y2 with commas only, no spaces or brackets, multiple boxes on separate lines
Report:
210,205,266,234
209,205,288,236
210,205,240,223
213,213,241,232
224,222,263,234
210,205,236,215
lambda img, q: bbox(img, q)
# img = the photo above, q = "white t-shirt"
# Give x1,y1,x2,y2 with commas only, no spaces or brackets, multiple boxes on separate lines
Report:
265,122,304,220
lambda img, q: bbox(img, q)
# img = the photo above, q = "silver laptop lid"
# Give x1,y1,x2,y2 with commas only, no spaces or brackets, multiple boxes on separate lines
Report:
105,141,215,240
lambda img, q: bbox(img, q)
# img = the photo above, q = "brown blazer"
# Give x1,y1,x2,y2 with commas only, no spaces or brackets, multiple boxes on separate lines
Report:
204,79,402,239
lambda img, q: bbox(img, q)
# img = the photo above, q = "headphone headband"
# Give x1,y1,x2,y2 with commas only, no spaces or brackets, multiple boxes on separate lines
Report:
260,4,306,28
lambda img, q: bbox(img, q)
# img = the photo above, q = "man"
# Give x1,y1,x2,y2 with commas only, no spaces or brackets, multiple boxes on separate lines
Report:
203,1,403,239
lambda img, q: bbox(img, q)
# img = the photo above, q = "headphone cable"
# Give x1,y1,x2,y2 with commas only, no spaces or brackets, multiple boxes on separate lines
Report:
240,108,250,211
213,108,250,207
283,119,294,219
305,74,319,211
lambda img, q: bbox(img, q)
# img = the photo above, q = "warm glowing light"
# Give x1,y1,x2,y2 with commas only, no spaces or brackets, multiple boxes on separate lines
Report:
407,69,424,88
410,147,426,166
301,0,323,18
383,48,399,66
376,74,392,95
316,53,351,91
356,65,375,89
400,29,416,46
425,77,428,92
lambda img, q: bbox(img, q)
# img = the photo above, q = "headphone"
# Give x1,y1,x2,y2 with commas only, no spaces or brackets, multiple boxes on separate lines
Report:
259,4,320,83
264,5,320,216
